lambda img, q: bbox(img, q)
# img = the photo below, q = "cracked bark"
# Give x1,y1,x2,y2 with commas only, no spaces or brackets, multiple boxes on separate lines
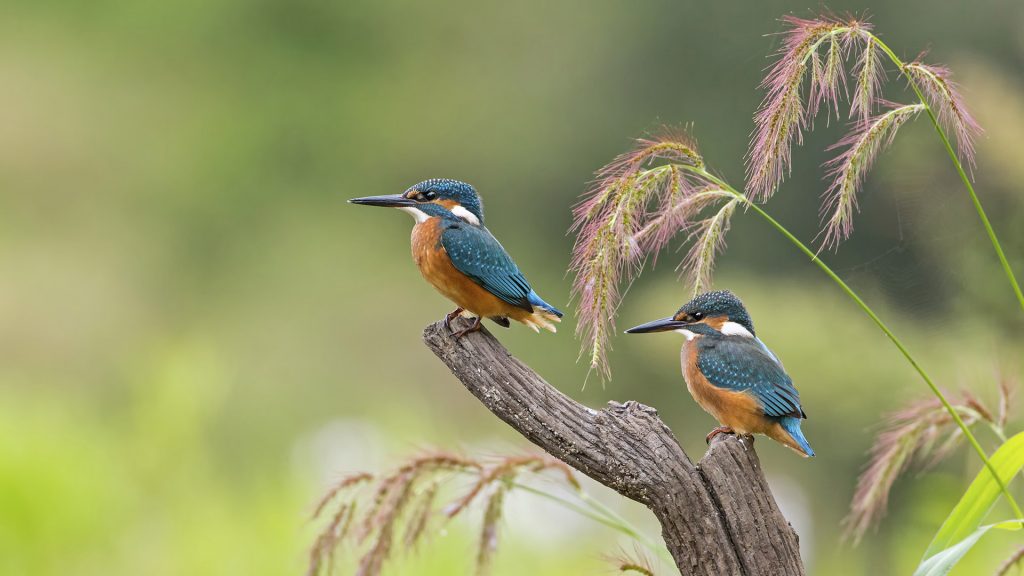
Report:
423,319,805,575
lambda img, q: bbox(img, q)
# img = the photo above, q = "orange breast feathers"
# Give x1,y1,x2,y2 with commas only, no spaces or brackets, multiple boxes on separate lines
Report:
680,342,775,436
410,219,530,321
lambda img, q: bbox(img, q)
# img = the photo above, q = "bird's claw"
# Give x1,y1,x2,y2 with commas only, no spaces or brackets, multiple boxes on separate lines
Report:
705,426,736,444
451,316,482,340
444,308,465,332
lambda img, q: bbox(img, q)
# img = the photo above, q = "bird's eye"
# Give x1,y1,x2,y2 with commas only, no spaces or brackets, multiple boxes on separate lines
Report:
691,312,704,321
420,190,437,201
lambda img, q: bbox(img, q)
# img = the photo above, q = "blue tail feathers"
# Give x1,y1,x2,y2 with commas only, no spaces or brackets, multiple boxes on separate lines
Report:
780,416,815,457
527,291,563,318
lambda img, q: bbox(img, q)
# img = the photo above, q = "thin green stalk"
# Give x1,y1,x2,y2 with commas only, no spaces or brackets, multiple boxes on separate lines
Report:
682,165,1024,520
870,34,1024,312
959,406,1010,444
578,490,650,541
743,200,1023,519
512,482,673,564
450,469,670,562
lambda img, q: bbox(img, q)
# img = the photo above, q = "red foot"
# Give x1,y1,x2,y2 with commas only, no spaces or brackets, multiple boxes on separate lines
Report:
706,426,735,444
452,316,482,340
444,307,465,332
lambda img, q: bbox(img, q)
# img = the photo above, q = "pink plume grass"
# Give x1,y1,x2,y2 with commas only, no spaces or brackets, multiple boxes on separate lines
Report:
570,131,738,380
821,103,924,248
308,451,585,576
574,14,987,380
849,33,884,120
843,389,1003,544
682,197,740,295
746,16,868,200
904,61,982,167
747,15,984,249
807,32,848,121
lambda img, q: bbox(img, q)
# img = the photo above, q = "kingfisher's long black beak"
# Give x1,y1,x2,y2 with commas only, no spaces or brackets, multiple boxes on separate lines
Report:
348,194,416,208
625,316,688,334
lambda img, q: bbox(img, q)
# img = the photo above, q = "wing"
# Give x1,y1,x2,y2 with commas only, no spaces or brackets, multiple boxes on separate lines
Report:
441,223,534,312
753,336,782,366
697,337,805,419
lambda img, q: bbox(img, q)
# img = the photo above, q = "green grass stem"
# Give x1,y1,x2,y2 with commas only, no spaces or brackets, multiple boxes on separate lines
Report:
681,165,1024,520
870,34,1024,313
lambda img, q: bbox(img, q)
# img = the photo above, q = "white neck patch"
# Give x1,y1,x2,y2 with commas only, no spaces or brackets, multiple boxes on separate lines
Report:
720,321,754,338
674,328,698,341
450,205,480,225
399,206,430,223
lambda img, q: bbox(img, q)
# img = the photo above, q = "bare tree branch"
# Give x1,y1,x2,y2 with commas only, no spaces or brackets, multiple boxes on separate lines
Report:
423,319,805,575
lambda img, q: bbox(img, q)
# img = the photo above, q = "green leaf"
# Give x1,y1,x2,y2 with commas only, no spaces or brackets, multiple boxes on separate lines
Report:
913,520,1021,576
924,430,1024,559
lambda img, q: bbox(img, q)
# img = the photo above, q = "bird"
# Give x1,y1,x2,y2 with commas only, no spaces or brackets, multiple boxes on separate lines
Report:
625,290,813,457
349,178,563,338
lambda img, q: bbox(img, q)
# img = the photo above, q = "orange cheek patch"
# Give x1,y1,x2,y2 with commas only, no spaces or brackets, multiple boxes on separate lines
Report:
434,199,459,210
704,316,728,331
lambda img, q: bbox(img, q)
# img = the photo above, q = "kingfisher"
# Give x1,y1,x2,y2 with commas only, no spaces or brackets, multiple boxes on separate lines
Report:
625,290,814,457
349,178,563,338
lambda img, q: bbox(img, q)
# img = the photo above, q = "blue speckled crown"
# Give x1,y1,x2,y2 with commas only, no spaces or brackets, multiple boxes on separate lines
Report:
677,290,754,335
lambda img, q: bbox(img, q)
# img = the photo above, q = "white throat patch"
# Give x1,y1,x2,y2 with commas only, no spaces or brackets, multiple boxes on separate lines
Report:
674,328,698,341
399,206,430,223
720,321,754,338
450,205,480,225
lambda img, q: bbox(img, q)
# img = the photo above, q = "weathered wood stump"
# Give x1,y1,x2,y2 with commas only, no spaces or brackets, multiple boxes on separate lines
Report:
423,319,805,575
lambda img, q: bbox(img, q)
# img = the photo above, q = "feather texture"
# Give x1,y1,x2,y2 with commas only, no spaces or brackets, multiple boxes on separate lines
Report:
696,337,805,419
441,222,535,312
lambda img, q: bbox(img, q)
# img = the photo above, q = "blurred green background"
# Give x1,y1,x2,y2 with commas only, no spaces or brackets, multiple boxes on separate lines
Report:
2,0,1022,574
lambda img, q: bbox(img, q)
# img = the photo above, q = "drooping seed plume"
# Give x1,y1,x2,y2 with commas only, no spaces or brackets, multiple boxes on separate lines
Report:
476,484,507,575
683,197,740,296
308,451,585,576
747,14,984,249
849,33,883,120
574,14,986,381
807,33,847,120
402,482,437,549
904,61,982,167
746,16,868,200
634,186,734,265
821,103,924,248
843,389,1002,544
571,131,740,379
